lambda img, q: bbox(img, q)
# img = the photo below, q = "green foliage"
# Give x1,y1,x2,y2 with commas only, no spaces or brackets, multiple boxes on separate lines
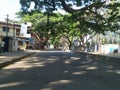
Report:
102,37,107,44
20,0,120,34
19,0,102,13
19,0,120,49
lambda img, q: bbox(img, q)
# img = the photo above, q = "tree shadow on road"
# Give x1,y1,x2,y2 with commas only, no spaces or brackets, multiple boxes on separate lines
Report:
0,51,120,90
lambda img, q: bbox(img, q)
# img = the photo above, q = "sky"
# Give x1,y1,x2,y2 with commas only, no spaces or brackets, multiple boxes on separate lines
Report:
0,0,81,21
0,0,21,21
0,0,66,21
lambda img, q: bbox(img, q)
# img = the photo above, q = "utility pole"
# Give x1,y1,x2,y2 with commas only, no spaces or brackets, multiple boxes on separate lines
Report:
6,14,9,36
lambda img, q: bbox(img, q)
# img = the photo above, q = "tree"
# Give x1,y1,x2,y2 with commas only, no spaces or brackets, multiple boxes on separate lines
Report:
19,0,120,51
19,0,105,13
21,12,66,49
21,12,47,49
20,0,120,34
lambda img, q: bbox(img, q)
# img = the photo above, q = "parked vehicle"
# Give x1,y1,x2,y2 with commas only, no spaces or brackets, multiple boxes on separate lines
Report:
18,40,27,51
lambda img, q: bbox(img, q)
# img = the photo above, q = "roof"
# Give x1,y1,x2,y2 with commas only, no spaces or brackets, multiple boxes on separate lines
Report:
0,21,21,29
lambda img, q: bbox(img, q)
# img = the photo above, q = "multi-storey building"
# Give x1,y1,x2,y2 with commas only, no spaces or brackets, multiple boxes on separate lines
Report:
0,21,32,52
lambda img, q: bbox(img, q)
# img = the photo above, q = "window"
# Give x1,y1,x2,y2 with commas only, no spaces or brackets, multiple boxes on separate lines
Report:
2,27,9,32
18,41,23,46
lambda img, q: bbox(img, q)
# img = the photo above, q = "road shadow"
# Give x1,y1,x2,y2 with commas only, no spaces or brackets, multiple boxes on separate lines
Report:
0,51,120,90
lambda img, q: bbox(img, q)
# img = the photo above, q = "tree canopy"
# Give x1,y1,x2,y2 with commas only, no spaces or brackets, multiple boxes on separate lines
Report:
19,0,106,13
20,0,120,33
19,0,120,50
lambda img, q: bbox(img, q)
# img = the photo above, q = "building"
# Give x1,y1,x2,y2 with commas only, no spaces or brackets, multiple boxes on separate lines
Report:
0,21,32,52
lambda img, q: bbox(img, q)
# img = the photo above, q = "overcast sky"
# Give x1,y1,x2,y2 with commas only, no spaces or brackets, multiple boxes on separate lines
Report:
0,0,21,21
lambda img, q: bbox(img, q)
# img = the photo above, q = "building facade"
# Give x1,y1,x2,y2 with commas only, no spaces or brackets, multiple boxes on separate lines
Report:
0,21,32,52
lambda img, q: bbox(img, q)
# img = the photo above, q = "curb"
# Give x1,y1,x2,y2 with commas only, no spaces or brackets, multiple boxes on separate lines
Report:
0,52,36,69
75,51,120,65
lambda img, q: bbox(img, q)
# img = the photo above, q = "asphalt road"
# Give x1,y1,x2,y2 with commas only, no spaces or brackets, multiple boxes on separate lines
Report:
0,50,120,90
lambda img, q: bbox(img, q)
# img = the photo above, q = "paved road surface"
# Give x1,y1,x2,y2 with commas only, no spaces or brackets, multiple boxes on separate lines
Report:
0,50,120,90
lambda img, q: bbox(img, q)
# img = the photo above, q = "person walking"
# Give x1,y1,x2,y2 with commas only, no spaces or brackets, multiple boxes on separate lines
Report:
0,40,5,53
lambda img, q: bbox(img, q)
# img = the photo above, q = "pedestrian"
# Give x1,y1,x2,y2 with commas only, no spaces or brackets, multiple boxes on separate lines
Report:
0,40,5,53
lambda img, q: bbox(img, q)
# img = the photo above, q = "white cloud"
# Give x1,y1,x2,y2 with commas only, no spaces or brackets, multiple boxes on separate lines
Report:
0,0,21,21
